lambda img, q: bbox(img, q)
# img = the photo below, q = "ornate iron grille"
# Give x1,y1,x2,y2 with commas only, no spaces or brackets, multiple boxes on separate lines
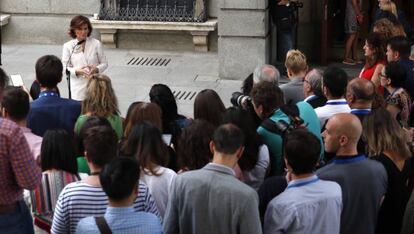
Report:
99,0,207,22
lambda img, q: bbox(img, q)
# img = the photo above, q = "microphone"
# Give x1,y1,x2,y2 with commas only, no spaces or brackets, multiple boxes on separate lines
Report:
77,40,85,45
65,39,85,99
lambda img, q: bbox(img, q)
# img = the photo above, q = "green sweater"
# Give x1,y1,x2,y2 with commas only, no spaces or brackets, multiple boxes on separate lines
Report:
74,114,123,140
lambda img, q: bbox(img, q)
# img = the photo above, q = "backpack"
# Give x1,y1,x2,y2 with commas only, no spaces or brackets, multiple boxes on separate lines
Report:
260,104,306,137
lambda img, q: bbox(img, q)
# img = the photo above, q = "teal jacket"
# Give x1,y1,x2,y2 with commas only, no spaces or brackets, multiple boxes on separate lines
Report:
257,101,323,175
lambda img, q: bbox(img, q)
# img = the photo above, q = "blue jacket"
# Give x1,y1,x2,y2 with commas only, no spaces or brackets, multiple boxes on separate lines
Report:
27,91,81,137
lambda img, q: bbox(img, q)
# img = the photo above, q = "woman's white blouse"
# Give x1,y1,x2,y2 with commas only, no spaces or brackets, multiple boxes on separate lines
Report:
62,37,108,101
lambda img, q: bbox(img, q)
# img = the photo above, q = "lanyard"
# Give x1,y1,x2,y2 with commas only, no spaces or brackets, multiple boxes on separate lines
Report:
39,91,59,98
287,176,319,189
325,101,348,105
333,155,366,164
350,109,371,115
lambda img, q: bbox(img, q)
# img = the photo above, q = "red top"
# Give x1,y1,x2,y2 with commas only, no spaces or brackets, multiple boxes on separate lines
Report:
360,60,386,94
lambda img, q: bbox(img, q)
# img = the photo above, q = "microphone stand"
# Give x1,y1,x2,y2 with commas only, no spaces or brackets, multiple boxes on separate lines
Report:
65,40,85,99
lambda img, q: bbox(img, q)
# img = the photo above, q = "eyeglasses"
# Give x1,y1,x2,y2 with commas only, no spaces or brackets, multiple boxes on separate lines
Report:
379,73,387,79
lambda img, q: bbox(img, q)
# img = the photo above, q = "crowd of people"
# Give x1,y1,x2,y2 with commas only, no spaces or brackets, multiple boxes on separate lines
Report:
1,10,414,234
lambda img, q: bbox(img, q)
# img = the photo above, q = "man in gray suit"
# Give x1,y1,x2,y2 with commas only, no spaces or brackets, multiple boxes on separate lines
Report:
163,124,262,234
280,49,307,104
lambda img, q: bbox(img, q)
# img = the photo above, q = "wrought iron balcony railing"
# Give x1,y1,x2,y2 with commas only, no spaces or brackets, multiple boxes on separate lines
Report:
99,0,207,22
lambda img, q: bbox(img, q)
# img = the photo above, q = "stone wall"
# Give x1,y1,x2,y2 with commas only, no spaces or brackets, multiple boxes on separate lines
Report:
218,0,269,79
0,0,219,51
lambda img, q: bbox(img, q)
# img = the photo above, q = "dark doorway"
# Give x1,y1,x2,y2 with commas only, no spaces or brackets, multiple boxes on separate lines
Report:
320,0,376,64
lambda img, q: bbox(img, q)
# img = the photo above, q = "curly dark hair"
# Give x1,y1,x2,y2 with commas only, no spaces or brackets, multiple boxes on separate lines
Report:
177,119,215,171
250,81,284,116
365,32,386,68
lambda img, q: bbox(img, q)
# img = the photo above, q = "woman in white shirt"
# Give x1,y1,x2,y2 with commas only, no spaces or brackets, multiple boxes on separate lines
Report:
123,122,176,218
62,15,108,101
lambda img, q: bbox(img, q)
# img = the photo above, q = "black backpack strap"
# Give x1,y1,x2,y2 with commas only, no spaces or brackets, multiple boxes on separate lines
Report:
94,216,113,234
261,118,284,135
279,104,300,118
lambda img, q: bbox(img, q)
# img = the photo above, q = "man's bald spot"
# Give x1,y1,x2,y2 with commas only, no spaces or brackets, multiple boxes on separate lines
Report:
348,78,375,101
329,113,362,143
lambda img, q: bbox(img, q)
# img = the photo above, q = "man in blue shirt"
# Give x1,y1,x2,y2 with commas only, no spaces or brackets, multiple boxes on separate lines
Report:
264,129,342,234
27,55,80,137
76,157,162,234
317,113,387,234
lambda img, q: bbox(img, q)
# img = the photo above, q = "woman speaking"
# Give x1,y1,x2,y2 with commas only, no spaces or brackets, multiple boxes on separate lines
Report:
62,15,108,101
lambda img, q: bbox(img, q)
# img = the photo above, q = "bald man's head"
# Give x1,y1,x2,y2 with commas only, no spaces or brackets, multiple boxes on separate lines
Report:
322,113,362,154
346,78,375,107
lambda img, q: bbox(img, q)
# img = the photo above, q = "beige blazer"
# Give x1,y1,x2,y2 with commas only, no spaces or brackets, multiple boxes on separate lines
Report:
62,37,108,101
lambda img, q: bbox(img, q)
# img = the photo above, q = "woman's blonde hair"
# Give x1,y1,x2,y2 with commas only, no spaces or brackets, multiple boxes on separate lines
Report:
284,49,308,74
362,107,411,159
380,1,398,17
82,74,119,117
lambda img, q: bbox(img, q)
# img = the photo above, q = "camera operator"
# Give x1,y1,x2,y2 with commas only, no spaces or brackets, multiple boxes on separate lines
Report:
269,0,302,62
250,81,322,176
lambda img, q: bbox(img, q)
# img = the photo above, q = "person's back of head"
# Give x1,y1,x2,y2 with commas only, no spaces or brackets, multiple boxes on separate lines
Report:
194,89,226,127
285,129,321,175
100,157,140,202
123,101,143,129
41,129,78,174
83,125,118,168
212,123,245,156
250,81,284,119
76,116,111,155
123,102,162,138
133,122,169,175
346,78,375,106
149,83,179,127
35,55,63,89
322,66,348,99
285,49,308,77
384,61,407,88
1,87,30,122
253,64,280,85
0,68,9,98
373,18,398,42
387,36,411,60
177,119,215,171
362,107,410,159
241,73,254,95
221,107,261,171
304,69,324,97
82,74,119,117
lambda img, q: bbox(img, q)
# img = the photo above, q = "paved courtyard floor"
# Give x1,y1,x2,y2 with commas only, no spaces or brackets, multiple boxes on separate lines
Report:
0,44,362,119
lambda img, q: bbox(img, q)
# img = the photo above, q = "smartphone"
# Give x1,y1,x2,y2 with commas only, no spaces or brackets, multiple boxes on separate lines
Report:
162,134,172,146
10,74,24,87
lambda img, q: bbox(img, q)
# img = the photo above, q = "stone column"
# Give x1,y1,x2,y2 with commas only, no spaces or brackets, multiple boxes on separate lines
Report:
218,0,269,80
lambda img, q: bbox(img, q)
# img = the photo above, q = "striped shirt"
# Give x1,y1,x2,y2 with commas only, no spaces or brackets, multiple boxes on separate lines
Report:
51,181,160,234
31,171,80,223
